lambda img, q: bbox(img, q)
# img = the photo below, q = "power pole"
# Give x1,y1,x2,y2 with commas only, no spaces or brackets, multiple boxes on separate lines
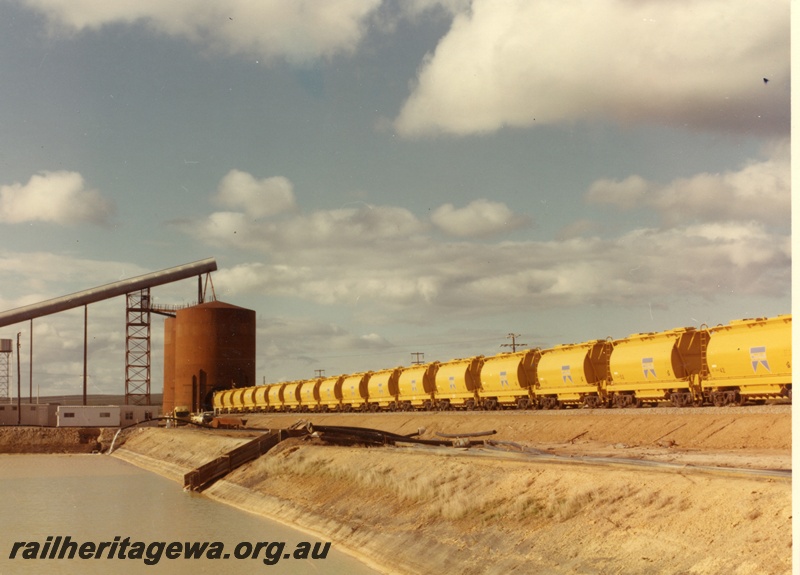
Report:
314,369,325,378
16,332,21,425
501,333,527,353
410,352,425,365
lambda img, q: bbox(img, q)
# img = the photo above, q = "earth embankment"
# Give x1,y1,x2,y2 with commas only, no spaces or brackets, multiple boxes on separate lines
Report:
109,406,792,575
0,426,116,453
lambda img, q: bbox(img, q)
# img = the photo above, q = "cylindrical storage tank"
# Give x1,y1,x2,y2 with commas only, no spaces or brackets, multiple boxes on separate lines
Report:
396,362,439,410
173,301,256,413
608,328,706,405
536,340,613,408
162,316,176,414
318,376,343,411
706,315,792,399
434,356,483,409
479,349,541,409
366,368,401,410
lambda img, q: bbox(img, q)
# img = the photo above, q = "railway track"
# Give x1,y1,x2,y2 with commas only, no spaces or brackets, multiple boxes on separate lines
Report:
244,402,791,419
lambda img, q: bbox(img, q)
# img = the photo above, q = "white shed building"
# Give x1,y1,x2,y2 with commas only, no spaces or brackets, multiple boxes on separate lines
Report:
56,405,120,427
119,405,158,426
0,403,57,426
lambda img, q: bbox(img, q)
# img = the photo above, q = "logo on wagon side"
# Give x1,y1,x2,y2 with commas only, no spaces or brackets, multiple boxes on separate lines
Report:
750,346,770,372
561,365,573,383
642,357,656,379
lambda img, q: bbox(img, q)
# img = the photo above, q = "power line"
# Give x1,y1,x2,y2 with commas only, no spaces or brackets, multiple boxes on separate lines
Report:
500,333,527,352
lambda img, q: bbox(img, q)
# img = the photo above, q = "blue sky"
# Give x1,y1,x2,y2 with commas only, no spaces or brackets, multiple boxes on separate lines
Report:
0,0,790,397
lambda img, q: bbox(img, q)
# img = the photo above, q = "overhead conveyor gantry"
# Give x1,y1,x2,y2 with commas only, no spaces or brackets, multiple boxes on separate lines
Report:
0,257,218,406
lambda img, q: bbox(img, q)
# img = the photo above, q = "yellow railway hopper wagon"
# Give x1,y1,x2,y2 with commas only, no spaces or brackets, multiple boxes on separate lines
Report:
535,340,613,408
231,388,249,412
212,389,228,414
239,386,259,412
434,356,483,410
396,362,439,411
299,378,322,412
608,328,706,408
267,383,283,412
280,381,304,412
251,385,270,412
704,315,792,405
318,375,344,412
366,367,401,411
215,388,237,413
478,349,541,409
340,372,371,411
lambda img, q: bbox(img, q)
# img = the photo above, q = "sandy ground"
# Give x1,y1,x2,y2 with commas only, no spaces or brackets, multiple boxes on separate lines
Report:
107,406,792,575
0,426,115,453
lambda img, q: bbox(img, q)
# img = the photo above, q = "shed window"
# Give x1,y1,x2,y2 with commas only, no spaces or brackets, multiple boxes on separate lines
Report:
63,412,75,418
124,412,133,420
99,412,111,418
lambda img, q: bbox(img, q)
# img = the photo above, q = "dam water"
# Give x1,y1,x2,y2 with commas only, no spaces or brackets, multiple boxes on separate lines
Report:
0,454,379,574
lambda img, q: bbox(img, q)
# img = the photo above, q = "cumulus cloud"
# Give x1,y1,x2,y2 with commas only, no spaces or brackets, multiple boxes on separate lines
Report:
212,218,789,316
394,0,789,136
20,0,382,63
182,164,789,323
180,176,426,253
0,171,113,225
215,170,296,218
431,199,528,237
587,143,790,227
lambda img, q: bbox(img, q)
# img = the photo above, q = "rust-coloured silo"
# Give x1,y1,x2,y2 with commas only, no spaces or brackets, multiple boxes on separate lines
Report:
162,316,176,414
171,300,256,413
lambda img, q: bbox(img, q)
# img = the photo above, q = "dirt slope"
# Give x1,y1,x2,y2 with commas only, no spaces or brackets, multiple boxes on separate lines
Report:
110,407,792,575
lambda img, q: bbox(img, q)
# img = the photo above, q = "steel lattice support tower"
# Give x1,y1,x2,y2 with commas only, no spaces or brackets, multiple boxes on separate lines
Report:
125,289,151,405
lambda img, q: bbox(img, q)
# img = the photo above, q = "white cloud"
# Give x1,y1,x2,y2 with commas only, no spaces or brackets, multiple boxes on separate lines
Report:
181,198,427,254
215,170,296,218
209,218,789,314
587,143,790,227
586,176,649,211
178,161,789,319
21,0,382,63
394,0,789,136
0,171,113,225
431,199,528,237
